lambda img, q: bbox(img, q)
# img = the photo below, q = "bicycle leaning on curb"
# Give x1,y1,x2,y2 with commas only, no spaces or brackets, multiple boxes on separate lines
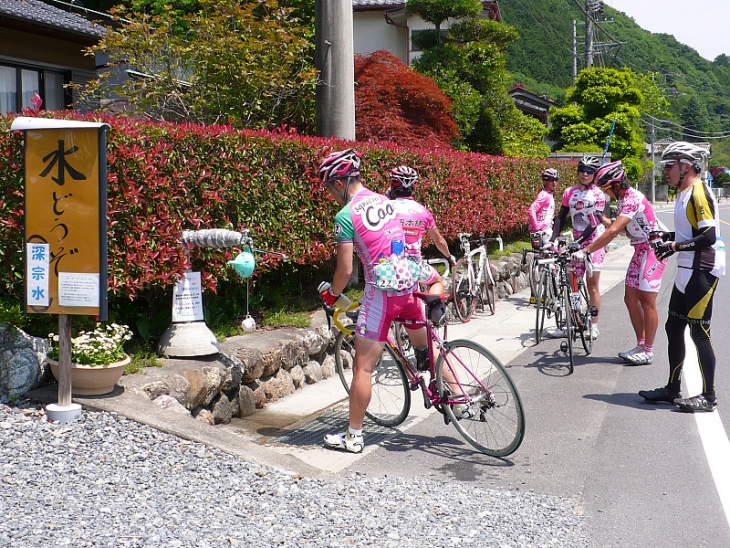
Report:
324,292,525,457
452,233,503,322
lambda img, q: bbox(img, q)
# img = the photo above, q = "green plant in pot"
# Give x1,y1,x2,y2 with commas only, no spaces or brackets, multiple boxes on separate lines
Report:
47,323,134,396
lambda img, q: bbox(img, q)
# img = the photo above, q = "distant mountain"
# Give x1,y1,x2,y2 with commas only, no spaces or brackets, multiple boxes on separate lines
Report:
499,0,730,163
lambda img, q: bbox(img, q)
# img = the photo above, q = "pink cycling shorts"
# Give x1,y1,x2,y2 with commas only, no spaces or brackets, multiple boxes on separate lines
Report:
574,245,606,277
355,284,426,342
626,242,666,292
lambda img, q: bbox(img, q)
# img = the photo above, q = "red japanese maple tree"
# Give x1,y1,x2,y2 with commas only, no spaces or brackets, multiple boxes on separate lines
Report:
354,50,459,149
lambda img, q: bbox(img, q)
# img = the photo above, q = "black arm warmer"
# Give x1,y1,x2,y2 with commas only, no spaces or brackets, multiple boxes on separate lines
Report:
675,226,716,252
550,206,570,241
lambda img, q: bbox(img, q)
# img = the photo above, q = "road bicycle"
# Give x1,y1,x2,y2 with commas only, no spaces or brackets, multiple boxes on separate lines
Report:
325,292,525,457
534,242,595,373
523,231,551,305
452,233,503,322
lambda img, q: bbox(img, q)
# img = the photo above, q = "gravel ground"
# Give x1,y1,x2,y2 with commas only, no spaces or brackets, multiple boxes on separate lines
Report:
0,400,588,548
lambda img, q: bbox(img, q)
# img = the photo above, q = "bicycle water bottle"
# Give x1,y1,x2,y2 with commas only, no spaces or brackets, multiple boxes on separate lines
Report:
714,235,725,253
415,345,430,371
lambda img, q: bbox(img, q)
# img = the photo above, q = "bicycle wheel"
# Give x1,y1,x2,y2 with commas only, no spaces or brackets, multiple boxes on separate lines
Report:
481,266,496,315
553,275,565,331
561,286,574,374
452,259,474,323
436,339,525,457
578,279,593,355
334,333,411,427
528,253,541,303
534,269,548,344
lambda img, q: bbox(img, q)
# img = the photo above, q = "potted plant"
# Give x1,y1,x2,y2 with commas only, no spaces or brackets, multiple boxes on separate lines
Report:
46,323,133,396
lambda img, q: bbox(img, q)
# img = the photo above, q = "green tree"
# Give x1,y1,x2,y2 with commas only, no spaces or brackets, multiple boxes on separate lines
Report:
79,0,316,131
410,6,548,157
548,67,668,180
406,0,482,44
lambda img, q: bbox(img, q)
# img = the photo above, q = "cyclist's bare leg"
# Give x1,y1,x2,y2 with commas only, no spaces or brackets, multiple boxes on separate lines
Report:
428,277,445,295
586,272,601,325
637,288,659,347
349,336,386,431
624,285,646,342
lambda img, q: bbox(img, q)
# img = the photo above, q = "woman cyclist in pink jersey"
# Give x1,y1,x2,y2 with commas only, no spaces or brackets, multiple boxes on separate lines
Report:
527,168,559,303
387,165,455,298
575,161,667,365
550,155,609,340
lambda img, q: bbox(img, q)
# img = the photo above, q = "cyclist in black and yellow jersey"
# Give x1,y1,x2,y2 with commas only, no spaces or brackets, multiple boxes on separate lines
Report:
639,142,723,413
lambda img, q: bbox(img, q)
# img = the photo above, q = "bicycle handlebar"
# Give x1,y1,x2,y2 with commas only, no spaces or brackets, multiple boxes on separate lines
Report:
323,302,359,336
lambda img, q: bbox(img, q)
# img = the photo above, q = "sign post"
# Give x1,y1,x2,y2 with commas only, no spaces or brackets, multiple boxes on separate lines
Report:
12,117,110,422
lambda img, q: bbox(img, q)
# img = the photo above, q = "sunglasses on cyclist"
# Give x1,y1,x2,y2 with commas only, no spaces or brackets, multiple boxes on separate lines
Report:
661,161,677,171
578,167,595,175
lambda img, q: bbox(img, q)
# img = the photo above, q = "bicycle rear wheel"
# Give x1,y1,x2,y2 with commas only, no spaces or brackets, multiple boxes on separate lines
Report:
528,253,540,302
534,269,549,344
481,267,496,315
561,286,574,374
436,340,525,457
333,333,411,427
578,280,593,355
452,259,474,323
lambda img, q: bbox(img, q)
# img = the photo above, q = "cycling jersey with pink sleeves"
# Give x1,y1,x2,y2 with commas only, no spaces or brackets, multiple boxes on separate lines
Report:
334,188,416,295
391,197,435,261
528,189,555,233
562,184,606,243
617,187,662,245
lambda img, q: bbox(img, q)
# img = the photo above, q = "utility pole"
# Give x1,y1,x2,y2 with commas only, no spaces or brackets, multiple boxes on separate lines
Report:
573,20,578,82
650,120,657,202
585,1,594,69
315,0,356,140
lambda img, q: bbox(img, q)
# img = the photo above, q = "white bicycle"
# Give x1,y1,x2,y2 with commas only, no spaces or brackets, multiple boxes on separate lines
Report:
452,233,503,322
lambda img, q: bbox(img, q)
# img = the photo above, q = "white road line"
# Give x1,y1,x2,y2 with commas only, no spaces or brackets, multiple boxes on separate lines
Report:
683,328,730,529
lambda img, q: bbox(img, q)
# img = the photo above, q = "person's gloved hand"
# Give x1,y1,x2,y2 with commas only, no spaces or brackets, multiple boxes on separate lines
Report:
655,242,675,261
648,230,670,243
567,242,581,254
448,255,457,267
318,281,353,310
571,250,586,262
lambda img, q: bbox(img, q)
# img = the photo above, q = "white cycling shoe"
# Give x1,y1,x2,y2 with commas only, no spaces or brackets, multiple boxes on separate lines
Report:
323,429,364,453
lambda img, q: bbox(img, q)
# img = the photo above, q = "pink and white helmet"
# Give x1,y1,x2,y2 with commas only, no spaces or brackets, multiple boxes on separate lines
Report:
317,149,361,184
390,165,419,190
595,160,625,191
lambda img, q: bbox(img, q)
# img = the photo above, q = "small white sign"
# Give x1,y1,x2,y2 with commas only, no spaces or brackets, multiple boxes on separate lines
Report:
27,243,50,307
58,272,100,307
172,271,204,322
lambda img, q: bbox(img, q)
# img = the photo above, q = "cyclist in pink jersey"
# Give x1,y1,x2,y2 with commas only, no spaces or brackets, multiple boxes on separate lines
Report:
550,155,610,340
576,161,667,365
528,168,559,247
316,149,428,453
388,165,455,298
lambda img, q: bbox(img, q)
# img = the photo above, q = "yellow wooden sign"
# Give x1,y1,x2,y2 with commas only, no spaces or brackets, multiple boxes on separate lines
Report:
20,121,108,317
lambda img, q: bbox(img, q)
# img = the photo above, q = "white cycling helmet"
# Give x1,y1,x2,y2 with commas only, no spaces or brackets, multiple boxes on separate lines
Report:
660,141,708,173
389,165,419,197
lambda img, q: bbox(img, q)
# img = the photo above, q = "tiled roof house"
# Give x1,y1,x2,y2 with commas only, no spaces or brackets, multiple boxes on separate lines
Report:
0,0,105,114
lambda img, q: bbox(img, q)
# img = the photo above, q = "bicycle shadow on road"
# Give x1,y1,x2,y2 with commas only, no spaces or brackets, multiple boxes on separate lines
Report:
377,431,517,470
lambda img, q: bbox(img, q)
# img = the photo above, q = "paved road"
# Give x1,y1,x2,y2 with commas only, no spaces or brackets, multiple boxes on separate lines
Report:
225,203,730,547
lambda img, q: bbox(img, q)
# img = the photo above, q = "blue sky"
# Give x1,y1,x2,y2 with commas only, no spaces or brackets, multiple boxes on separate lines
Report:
604,0,729,62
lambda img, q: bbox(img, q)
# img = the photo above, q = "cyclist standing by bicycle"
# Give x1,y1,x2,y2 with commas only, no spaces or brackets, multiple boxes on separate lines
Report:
639,142,722,412
315,149,428,453
528,168,559,247
527,168,559,303
387,165,455,298
550,156,609,340
574,161,667,365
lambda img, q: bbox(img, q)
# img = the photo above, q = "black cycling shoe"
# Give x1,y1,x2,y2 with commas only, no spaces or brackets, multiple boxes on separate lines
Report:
639,386,681,404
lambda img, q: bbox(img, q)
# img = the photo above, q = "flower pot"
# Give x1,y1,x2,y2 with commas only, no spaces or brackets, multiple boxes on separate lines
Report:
47,355,131,396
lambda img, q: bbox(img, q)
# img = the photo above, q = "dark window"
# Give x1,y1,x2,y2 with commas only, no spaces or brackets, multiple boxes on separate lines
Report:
0,63,69,114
